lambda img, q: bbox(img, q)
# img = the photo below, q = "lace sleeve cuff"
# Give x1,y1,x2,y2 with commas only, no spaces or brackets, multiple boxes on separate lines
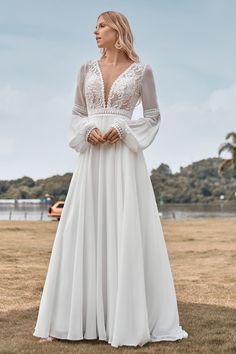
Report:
111,119,129,139
85,125,97,141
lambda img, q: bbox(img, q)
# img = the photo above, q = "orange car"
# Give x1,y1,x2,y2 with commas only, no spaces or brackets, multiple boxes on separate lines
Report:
48,201,65,220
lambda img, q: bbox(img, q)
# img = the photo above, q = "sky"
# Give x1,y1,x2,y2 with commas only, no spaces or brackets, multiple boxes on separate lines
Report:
0,0,236,180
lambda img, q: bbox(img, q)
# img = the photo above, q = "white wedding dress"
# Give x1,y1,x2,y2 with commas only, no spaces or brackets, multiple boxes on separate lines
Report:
33,58,188,348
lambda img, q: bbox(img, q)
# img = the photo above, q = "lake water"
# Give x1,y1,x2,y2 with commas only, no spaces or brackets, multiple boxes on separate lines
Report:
0,201,235,221
159,202,236,219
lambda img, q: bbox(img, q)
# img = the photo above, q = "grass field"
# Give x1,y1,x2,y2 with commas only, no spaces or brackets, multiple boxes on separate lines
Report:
0,218,236,353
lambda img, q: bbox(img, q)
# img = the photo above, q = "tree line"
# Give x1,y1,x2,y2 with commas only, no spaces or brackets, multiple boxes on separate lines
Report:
0,157,235,204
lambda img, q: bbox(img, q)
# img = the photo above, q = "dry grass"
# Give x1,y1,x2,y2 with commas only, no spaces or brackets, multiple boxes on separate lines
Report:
0,218,236,353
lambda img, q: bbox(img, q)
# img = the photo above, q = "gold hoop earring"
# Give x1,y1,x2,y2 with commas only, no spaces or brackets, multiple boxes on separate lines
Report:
114,40,122,49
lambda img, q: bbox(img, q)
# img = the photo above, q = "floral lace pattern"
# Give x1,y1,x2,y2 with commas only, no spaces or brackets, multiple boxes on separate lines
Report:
84,60,146,118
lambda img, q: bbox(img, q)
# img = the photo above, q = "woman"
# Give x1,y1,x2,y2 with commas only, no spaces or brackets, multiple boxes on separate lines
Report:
33,10,188,348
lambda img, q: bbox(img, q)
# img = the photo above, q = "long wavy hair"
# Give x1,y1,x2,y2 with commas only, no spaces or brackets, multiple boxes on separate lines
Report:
97,11,140,63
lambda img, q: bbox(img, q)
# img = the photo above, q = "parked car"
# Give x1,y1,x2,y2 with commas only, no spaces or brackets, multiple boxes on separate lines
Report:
48,201,64,220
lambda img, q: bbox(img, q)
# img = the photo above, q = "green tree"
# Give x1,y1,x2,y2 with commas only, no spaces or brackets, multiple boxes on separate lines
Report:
218,132,236,176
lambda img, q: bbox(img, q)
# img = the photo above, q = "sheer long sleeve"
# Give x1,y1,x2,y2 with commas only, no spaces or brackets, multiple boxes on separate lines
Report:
111,64,161,153
68,63,98,153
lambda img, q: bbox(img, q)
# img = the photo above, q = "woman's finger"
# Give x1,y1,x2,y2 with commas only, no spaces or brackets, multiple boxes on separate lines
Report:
110,137,120,144
88,129,104,144
107,128,119,141
93,129,106,143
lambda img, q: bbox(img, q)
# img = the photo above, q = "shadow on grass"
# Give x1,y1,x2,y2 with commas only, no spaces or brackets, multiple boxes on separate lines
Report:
0,301,236,354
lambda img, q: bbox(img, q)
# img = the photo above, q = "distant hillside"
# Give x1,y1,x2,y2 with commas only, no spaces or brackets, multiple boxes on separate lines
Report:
0,157,235,203
0,173,72,201
151,157,236,203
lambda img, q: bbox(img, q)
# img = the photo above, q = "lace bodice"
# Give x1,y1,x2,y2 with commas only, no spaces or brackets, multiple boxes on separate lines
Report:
84,60,145,117
69,58,161,153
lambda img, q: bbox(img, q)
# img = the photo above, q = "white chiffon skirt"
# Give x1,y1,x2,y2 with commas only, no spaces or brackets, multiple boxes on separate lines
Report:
33,114,188,348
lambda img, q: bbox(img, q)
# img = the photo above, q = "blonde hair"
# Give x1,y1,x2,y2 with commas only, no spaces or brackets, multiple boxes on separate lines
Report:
97,11,140,63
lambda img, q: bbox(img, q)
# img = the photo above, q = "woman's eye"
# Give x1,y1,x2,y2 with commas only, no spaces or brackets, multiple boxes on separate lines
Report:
95,23,105,30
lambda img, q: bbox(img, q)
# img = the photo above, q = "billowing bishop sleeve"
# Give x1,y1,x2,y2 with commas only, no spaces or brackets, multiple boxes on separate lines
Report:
68,63,98,153
111,64,161,153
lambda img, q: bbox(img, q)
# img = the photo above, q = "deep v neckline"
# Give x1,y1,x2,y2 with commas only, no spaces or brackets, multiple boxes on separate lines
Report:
96,59,136,109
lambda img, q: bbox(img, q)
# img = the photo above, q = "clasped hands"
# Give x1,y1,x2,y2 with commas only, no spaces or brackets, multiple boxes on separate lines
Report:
87,127,120,146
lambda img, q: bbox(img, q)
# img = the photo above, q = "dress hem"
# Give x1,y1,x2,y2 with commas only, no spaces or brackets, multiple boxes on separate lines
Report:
33,328,188,348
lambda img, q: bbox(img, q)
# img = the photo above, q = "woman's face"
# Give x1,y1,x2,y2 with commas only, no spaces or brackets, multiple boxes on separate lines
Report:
94,16,117,48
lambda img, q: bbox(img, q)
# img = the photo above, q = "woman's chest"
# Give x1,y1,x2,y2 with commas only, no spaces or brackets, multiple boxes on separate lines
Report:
84,60,145,109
